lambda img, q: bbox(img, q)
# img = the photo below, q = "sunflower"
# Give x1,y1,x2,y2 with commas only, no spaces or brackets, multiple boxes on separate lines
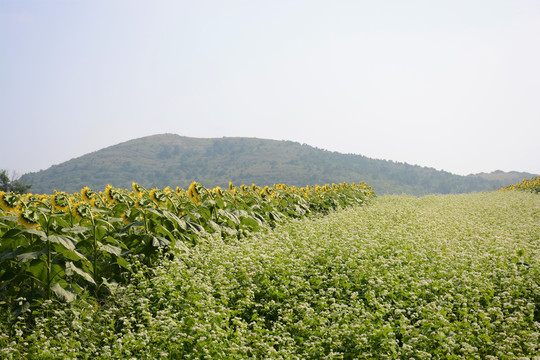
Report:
150,189,168,204
214,186,224,199
17,208,41,228
0,191,20,212
81,186,96,202
105,184,124,204
264,186,274,197
132,182,145,197
72,202,93,221
51,192,70,212
187,182,200,203
105,184,115,203
24,193,39,202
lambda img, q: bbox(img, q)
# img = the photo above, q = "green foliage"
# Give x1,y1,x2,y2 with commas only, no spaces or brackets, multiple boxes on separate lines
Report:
1,191,538,358
0,181,373,315
19,134,534,195
0,170,31,194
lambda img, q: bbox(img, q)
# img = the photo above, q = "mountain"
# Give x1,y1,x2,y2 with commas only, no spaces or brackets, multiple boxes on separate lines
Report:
19,134,536,195
467,170,536,183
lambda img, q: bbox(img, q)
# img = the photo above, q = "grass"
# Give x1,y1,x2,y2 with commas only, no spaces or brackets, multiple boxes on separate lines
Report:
1,191,539,359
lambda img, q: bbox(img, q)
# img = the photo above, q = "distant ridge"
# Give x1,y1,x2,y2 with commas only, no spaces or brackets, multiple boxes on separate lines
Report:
467,170,536,182
20,134,537,195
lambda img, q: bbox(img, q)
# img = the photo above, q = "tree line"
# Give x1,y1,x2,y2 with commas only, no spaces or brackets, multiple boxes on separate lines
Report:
0,169,31,194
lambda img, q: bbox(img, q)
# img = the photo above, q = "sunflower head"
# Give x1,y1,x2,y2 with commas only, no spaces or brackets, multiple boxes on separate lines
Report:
212,186,224,199
51,192,70,212
150,188,168,204
187,182,201,203
81,187,96,202
73,202,93,221
23,193,40,204
105,185,124,204
0,191,21,212
132,182,145,197
17,208,41,228
264,186,274,197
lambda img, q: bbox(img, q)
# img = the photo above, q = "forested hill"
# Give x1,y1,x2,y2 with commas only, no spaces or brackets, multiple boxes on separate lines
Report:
20,134,535,195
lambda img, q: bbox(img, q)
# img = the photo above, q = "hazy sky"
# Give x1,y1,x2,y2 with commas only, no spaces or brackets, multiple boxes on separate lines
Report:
1,0,539,177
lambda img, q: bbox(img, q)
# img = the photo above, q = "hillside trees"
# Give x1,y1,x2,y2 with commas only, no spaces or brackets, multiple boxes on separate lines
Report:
0,169,31,193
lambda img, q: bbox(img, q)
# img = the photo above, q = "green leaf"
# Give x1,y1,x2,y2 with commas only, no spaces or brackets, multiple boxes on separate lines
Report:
267,211,282,222
51,282,77,302
218,209,240,226
155,224,174,239
22,228,47,239
28,260,47,283
94,225,108,240
48,235,76,251
62,226,90,234
215,197,225,209
1,228,24,239
0,248,18,261
65,261,96,285
161,211,188,230
195,207,211,221
145,207,163,218
186,221,204,234
98,243,122,256
116,256,131,271
207,220,222,232
152,236,170,248
120,221,145,233
16,250,46,263
240,216,261,232
61,249,88,262
50,263,66,283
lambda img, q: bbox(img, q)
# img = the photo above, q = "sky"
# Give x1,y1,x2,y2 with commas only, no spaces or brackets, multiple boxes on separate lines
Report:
1,0,539,177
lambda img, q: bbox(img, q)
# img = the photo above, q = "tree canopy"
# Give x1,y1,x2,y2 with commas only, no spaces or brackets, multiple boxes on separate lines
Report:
0,169,31,194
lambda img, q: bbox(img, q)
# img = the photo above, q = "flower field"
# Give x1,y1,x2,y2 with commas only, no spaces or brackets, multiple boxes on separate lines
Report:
0,181,373,309
499,175,540,194
1,187,539,358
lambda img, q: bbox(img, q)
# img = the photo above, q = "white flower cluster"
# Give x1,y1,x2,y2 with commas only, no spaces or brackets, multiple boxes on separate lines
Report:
1,191,539,358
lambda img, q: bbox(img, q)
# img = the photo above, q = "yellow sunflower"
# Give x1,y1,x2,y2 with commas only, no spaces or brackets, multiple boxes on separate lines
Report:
0,191,20,212
17,208,41,228
51,192,70,212
72,202,93,221
81,186,96,202
132,182,145,197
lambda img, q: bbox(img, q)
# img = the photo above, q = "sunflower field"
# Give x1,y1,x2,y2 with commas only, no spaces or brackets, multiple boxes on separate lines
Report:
0,181,374,316
1,189,539,359
499,175,540,194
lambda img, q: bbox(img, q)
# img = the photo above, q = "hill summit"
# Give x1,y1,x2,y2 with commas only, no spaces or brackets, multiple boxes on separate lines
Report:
20,134,535,195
